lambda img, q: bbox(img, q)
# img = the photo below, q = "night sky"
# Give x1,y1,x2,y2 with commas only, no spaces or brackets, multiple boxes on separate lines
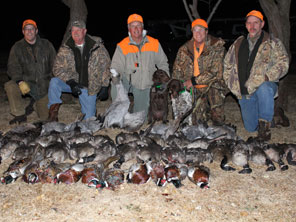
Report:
1,0,295,58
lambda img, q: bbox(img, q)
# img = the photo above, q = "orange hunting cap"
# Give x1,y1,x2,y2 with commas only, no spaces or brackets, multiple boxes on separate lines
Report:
246,10,264,21
127,14,143,24
22,19,37,29
191,18,208,29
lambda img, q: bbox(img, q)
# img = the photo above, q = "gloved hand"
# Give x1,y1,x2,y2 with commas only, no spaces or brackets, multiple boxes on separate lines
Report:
66,79,82,96
97,86,109,101
18,81,30,95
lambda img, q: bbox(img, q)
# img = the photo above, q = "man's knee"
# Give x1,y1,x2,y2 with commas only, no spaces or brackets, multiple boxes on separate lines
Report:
4,80,20,93
49,77,61,89
257,81,277,96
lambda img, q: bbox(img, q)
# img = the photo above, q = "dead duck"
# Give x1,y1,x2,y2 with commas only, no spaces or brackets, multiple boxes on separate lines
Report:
65,132,93,146
161,146,186,164
81,164,102,187
100,168,125,190
84,156,124,190
113,141,140,168
127,163,150,185
136,137,162,163
262,143,288,171
69,142,96,162
103,69,130,129
56,163,84,184
122,111,146,132
115,131,141,145
275,143,296,166
146,161,165,186
187,165,210,189
0,140,21,164
160,164,188,188
209,139,252,174
247,137,276,171
12,144,38,161
89,134,114,147
184,147,213,165
44,141,69,164
35,132,61,148
1,157,32,184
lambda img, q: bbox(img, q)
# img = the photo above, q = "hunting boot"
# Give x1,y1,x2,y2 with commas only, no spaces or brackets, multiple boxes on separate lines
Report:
274,107,290,127
257,119,271,141
48,104,60,122
9,114,27,125
211,107,225,126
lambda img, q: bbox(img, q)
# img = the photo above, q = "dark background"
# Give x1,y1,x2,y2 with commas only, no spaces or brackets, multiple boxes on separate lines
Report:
1,0,295,66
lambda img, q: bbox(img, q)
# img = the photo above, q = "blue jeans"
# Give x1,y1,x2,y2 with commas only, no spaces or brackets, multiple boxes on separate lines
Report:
48,77,97,120
238,82,278,132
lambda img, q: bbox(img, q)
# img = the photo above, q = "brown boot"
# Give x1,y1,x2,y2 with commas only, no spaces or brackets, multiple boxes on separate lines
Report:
211,108,225,126
274,107,290,127
257,119,271,141
48,104,60,122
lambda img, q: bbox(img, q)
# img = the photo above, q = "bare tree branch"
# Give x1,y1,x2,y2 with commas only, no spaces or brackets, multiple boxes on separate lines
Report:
182,0,195,21
61,0,88,45
207,0,222,23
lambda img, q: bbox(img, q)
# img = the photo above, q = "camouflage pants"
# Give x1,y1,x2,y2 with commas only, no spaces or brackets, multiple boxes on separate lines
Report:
4,80,49,120
192,86,225,124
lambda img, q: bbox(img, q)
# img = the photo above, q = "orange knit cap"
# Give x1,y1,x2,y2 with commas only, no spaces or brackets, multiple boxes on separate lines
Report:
22,19,37,29
246,10,264,21
127,14,143,24
191,18,208,29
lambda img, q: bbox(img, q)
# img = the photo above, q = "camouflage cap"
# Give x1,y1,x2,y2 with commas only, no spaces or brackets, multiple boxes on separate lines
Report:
71,20,86,29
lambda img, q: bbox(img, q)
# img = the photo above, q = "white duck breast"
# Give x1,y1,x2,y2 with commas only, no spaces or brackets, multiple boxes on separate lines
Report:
103,79,130,128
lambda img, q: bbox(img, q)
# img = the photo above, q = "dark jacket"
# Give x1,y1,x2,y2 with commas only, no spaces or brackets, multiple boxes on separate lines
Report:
7,36,56,100
53,35,111,95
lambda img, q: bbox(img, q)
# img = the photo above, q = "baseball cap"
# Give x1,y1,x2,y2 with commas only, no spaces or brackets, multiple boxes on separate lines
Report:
71,20,86,29
246,10,264,21
191,18,208,29
127,14,143,24
22,19,37,29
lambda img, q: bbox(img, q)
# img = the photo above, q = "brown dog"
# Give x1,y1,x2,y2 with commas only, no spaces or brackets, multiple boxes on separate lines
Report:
148,69,170,124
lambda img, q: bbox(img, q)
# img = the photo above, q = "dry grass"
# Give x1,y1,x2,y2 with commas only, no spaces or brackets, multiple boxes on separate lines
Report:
0,73,296,222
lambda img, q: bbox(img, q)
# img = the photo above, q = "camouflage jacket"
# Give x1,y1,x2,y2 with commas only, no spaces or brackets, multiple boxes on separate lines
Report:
172,35,227,91
53,35,111,95
223,31,289,99
7,36,56,100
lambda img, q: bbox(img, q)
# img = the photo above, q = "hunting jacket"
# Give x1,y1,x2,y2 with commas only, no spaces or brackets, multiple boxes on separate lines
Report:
223,31,289,99
7,36,56,100
53,35,111,95
172,35,227,91
111,33,169,90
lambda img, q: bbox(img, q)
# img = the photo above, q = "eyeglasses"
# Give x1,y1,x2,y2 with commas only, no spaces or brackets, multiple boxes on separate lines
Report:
24,27,35,32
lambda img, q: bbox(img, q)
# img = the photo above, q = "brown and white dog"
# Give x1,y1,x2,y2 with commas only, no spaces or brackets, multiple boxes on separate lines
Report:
147,69,171,124
168,79,193,125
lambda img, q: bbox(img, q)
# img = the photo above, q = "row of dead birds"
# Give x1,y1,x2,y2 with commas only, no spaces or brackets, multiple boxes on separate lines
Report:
0,117,295,190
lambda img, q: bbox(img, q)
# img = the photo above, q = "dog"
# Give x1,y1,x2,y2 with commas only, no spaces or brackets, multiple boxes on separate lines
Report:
168,79,193,125
147,69,170,124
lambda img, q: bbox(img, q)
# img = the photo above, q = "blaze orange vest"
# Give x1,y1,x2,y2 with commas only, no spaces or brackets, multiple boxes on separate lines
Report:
118,36,159,56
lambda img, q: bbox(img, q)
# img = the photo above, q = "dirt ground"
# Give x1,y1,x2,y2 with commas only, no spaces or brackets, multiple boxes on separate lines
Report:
0,65,296,222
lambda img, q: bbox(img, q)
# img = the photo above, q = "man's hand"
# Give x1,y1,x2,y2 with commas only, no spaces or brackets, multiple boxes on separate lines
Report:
66,79,82,96
97,86,109,101
18,81,30,95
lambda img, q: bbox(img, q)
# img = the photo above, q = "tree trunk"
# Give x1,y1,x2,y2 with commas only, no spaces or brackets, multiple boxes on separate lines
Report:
259,0,291,122
59,0,87,104
61,0,88,46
